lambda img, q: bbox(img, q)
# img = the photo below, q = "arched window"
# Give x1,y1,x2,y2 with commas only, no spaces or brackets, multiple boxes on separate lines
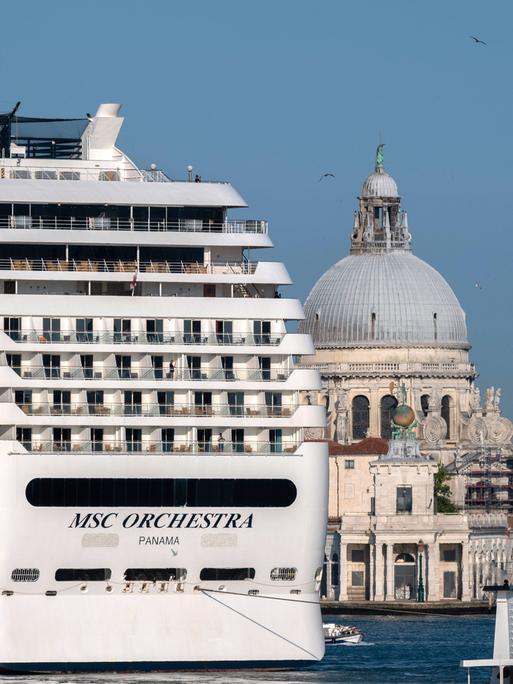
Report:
421,394,430,418
441,395,452,439
331,553,339,586
380,395,398,439
352,395,370,439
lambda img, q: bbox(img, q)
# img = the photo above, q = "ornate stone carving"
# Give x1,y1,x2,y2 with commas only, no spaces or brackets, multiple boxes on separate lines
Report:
429,389,441,414
422,415,447,445
485,417,513,445
470,385,481,412
467,416,487,445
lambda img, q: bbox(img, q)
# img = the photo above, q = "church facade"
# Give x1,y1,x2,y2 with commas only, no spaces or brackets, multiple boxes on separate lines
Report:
301,150,513,602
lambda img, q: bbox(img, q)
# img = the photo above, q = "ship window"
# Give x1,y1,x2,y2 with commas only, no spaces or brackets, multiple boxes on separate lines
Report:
124,568,186,582
16,427,32,451
200,568,255,581
270,567,297,581
26,478,297,508
4,317,21,340
11,568,39,582
55,568,111,582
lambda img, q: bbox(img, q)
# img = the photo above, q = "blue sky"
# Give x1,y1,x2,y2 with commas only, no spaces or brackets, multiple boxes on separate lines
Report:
1,0,512,415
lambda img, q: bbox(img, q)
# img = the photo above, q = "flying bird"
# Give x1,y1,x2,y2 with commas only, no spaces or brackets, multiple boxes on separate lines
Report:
318,173,335,182
470,36,487,46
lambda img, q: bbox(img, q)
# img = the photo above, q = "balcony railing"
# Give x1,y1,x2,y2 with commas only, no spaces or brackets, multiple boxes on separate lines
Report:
16,402,297,418
0,216,268,234
10,366,293,382
0,258,257,275
7,330,282,347
24,440,300,455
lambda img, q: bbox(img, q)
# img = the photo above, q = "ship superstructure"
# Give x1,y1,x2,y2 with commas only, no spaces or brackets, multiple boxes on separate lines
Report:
0,103,328,671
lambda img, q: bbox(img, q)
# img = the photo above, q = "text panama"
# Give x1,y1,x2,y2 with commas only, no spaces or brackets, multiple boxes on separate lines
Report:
68,511,254,530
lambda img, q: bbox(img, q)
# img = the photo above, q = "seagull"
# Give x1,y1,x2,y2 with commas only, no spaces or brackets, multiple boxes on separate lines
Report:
474,281,483,290
318,172,335,182
470,36,487,46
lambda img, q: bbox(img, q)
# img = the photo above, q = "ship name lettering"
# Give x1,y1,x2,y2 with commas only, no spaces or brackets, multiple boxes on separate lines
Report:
68,512,254,530
68,512,118,529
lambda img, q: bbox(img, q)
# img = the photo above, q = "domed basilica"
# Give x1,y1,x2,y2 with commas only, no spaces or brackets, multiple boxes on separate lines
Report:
301,149,513,475
300,148,513,602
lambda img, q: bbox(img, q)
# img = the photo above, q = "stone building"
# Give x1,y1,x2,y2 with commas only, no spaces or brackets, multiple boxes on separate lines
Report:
302,148,513,602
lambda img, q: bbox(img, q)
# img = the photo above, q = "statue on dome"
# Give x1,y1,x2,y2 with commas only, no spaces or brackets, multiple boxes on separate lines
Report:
485,387,495,411
494,387,502,411
375,143,385,170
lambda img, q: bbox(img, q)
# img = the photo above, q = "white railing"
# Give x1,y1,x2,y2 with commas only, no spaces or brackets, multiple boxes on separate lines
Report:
15,402,298,418
25,440,300,455
9,366,293,382
0,258,257,275
0,217,268,234
6,330,282,347
0,166,143,183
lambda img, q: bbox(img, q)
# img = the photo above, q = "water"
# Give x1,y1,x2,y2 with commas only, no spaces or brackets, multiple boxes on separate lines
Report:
0,614,495,684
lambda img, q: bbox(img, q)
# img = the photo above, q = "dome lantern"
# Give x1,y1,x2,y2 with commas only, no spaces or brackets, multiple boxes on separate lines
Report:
352,145,411,255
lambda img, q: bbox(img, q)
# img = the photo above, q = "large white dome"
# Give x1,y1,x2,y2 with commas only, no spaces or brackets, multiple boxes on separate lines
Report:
301,252,468,348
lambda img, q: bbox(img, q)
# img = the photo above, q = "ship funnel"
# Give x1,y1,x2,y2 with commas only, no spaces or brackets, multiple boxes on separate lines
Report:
94,103,122,118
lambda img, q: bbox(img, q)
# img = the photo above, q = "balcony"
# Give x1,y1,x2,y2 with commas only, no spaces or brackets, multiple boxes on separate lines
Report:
10,366,293,383
0,258,257,275
9,330,282,347
26,440,300,455
0,216,268,234
16,402,298,418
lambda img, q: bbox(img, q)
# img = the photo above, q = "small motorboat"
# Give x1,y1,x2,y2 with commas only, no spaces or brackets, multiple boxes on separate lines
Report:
323,622,363,644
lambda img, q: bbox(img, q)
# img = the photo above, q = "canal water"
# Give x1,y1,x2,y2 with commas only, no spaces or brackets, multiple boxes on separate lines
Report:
0,614,495,684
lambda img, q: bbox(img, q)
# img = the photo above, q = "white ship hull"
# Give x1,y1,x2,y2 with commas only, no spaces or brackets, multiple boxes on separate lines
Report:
0,593,323,671
0,443,327,671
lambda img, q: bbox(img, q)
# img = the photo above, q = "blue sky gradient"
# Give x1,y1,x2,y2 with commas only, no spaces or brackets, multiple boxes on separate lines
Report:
1,0,512,414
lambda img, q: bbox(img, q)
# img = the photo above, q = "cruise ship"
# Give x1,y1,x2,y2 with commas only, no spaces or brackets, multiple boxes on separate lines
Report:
0,102,328,672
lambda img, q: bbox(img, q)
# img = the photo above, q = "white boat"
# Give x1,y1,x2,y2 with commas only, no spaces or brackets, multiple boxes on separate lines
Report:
0,102,328,672
323,622,363,644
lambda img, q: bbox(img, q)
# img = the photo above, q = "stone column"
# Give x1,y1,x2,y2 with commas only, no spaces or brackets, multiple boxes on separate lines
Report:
427,543,439,601
461,540,471,601
368,543,375,601
369,387,380,437
339,542,348,601
385,542,395,601
374,541,385,600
